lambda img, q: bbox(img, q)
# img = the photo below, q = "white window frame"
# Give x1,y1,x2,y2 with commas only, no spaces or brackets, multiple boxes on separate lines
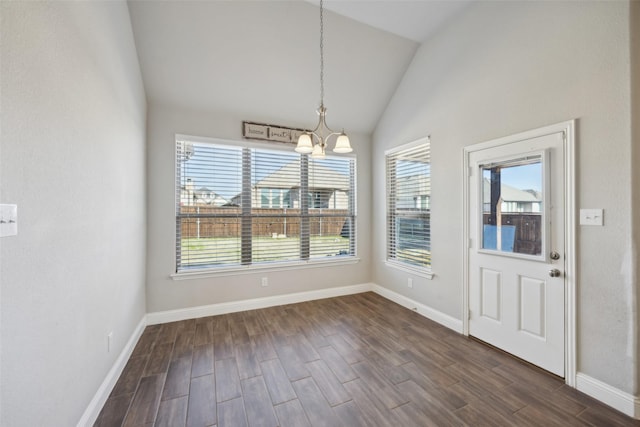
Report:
172,134,358,279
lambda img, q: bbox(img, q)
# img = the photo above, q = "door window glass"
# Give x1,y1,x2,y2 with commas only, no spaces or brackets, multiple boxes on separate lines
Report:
481,157,543,256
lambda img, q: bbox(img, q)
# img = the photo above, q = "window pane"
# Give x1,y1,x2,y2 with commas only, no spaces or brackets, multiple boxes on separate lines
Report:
481,158,543,255
308,157,351,211
395,216,431,267
308,156,355,259
251,150,301,263
395,159,430,210
178,142,242,208
177,142,243,270
252,150,300,211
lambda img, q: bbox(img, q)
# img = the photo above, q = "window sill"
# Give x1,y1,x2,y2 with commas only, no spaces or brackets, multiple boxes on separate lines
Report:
171,257,361,281
385,260,434,280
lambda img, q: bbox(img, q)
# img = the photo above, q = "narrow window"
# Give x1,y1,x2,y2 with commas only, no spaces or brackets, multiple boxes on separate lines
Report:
386,140,431,271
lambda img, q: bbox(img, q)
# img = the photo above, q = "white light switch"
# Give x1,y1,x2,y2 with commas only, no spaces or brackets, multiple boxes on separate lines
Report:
0,204,18,237
580,208,603,226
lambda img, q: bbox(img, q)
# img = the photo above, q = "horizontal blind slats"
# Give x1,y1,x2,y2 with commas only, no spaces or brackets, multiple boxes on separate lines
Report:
386,141,431,270
176,139,356,271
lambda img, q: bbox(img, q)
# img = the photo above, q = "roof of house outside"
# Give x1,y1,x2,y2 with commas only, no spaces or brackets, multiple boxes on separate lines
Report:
255,160,349,191
397,174,430,195
182,185,229,206
483,178,541,203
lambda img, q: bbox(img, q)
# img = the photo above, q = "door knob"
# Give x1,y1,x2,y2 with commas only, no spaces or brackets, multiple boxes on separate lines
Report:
549,269,562,278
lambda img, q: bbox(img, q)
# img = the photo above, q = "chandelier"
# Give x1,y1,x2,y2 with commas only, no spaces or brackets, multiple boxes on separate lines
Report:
295,0,352,158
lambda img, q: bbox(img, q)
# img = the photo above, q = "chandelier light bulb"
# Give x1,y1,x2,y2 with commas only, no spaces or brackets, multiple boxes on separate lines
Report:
311,143,326,159
333,132,352,153
295,133,314,154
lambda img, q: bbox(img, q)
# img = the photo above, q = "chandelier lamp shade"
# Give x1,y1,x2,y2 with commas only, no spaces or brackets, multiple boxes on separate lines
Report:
295,0,353,159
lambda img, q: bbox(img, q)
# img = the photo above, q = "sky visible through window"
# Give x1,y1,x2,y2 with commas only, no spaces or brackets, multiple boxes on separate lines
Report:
182,142,541,200
484,162,542,192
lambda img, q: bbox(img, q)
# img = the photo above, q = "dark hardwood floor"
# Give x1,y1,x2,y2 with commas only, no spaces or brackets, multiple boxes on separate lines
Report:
94,292,640,427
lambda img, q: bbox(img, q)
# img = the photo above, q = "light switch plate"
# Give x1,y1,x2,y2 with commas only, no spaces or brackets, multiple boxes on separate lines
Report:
0,204,18,237
579,208,603,226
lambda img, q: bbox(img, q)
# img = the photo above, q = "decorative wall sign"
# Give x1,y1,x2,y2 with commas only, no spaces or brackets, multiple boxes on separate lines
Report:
243,122,268,139
268,126,291,143
242,121,307,145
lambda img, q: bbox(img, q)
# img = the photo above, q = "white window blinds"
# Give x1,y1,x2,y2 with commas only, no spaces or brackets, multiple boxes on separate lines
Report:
176,139,356,272
386,141,431,270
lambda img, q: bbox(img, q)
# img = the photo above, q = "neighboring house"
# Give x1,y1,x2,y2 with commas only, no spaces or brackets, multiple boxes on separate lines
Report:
230,160,350,209
483,178,542,213
195,187,228,206
181,179,228,206
396,174,430,210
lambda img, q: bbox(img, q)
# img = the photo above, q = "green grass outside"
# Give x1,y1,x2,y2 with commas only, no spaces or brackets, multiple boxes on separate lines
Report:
181,236,431,268
181,235,350,266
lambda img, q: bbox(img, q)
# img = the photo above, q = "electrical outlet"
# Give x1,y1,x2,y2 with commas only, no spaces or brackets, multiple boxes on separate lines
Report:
408,278,413,288
107,332,113,353
261,277,268,287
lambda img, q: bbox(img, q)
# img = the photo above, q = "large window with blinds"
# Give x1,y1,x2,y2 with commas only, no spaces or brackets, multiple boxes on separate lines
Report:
386,139,431,271
175,138,356,272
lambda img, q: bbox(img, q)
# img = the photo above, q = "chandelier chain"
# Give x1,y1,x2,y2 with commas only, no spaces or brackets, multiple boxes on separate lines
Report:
319,0,324,106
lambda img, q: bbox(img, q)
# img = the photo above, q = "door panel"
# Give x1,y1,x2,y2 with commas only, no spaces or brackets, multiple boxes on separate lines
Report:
480,269,502,322
468,132,565,377
519,275,545,338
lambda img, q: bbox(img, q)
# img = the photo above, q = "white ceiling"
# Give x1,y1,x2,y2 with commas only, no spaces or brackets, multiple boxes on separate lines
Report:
128,1,470,134
320,0,472,43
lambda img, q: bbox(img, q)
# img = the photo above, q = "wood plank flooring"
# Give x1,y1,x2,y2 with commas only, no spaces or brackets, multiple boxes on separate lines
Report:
94,292,640,427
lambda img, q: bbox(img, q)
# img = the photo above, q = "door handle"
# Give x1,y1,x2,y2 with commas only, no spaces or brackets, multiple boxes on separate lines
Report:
549,269,562,278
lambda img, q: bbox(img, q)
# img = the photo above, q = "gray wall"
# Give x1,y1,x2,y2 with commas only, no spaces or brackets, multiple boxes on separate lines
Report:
372,1,636,394
145,103,372,313
0,2,147,425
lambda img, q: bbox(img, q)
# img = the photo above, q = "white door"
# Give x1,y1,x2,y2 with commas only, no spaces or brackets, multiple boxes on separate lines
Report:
468,131,565,377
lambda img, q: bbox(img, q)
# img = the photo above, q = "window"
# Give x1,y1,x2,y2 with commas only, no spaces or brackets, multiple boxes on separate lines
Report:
260,188,290,208
481,157,543,255
175,138,356,272
386,139,431,271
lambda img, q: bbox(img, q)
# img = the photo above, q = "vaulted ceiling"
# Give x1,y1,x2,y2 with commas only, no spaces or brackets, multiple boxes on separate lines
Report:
320,0,471,43
127,1,470,135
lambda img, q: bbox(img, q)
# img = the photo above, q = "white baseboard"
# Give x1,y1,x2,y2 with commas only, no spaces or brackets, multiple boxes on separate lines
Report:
576,372,640,419
371,284,463,333
77,316,147,427
146,283,374,325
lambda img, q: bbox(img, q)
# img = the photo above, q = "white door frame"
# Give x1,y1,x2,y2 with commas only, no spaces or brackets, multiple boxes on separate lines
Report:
462,120,577,387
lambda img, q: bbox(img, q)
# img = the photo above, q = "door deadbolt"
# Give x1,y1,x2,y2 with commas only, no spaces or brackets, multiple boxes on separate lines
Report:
550,251,561,260
549,269,562,278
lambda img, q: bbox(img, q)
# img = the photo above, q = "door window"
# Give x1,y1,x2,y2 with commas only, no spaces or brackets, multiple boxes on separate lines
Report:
480,155,544,257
